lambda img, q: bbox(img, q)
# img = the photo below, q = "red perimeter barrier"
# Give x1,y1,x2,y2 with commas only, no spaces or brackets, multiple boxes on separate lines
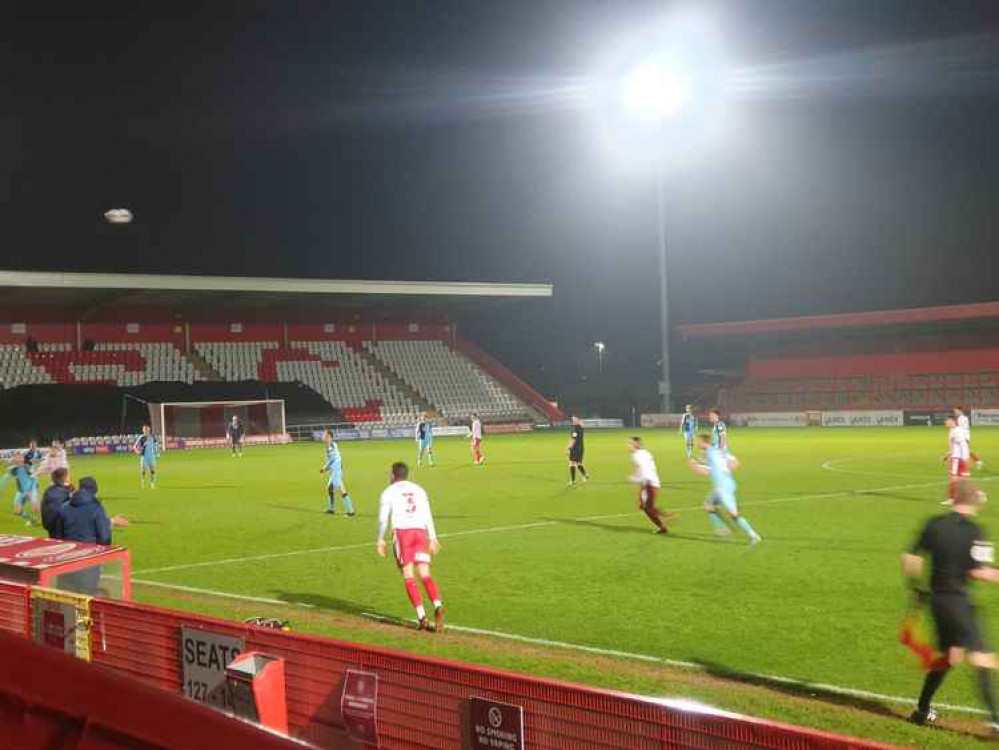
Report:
0,581,901,750
0,628,320,750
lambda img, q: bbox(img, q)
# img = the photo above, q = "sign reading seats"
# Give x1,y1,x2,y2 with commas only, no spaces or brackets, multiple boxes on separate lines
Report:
180,627,244,710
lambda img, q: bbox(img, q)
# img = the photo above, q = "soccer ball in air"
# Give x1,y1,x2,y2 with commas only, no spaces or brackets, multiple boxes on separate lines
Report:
104,208,133,224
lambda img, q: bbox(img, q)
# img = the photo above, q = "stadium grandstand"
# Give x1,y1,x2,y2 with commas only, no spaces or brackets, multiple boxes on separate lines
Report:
677,301,999,414
0,271,561,444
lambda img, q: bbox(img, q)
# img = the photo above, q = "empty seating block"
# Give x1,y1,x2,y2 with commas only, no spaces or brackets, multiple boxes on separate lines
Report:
195,341,278,382
94,343,196,385
289,341,419,426
194,340,420,426
0,345,53,388
20,344,196,387
365,340,531,422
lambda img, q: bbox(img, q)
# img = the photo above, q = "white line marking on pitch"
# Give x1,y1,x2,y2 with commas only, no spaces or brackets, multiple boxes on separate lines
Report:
128,575,985,717
137,475,975,575
821,457,939,480
361,613,985,716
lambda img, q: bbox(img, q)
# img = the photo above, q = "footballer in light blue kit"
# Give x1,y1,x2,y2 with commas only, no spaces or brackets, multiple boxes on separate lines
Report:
7,454,39,525
708,408,730,456
415,415,435,468
690,433,761,545
679,405,698,458
321,429,355,516
133,425,160,489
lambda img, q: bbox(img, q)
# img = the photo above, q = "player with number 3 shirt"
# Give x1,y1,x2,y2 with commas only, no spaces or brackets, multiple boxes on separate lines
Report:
376,462,445,632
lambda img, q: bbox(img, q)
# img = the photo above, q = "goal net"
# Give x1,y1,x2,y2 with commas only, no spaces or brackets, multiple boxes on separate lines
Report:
148,400,288,448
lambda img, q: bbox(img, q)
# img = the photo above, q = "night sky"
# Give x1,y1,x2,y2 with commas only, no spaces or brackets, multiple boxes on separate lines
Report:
3,1,999,396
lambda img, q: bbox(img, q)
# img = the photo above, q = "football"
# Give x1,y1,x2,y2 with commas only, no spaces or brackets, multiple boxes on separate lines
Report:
104,208,133,224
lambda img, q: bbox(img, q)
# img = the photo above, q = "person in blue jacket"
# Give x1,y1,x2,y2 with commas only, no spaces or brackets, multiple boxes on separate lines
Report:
55,476,112,545
41,468,73,538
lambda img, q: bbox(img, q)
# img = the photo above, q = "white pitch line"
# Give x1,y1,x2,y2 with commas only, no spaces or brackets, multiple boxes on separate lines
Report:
137,520,555,574
128,575,986,717
362,614,986,716
134,578,314,607
136,476,972,575
429,621,988,716
821,457,939,480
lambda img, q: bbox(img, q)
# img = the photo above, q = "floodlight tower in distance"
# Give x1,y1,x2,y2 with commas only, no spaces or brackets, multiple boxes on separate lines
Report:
594,341,606,374
619,60,691,414
609,17,726,413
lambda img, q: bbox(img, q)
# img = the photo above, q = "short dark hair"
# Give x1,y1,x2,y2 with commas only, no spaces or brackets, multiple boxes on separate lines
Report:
51,468,68,485
631,436,641,445
391,462,409,481
709,408,721,417
698,433,712,443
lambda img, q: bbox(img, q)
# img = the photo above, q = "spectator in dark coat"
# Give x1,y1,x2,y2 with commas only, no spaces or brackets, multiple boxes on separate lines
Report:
41,468,72,538
56,476,112,546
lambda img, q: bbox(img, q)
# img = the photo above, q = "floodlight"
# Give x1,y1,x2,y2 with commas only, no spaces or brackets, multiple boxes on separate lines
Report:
619,61,690,124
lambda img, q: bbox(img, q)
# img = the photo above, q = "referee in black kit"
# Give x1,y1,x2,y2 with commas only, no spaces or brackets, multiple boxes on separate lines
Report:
903,478,999,733
566,416,589,487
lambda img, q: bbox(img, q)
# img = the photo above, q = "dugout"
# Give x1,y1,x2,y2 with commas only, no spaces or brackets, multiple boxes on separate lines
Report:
0,535,131,599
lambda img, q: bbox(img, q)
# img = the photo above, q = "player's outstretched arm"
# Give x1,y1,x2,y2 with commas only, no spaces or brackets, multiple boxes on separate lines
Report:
688,460,709,477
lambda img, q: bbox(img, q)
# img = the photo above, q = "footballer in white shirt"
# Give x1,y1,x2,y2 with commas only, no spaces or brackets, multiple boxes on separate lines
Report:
470,414,485,465
376,462,445,632
628,437,673,533
954,406,983,470
942,417,972,506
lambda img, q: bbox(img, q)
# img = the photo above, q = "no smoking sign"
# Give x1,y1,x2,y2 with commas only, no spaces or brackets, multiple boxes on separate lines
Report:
468,697,524,750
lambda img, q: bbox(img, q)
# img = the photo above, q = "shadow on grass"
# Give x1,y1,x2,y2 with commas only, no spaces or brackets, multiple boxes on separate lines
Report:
694,658,900,716
271,590,394,622
692,658,985,741
664,532,737,546
545,517,654,535
854,490,937,504
158,484,243,491
545,517,732,545
266,503,319,515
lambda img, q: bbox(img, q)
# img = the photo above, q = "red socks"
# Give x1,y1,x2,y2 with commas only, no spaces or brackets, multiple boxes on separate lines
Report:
420,574,441,604
404,577,422,608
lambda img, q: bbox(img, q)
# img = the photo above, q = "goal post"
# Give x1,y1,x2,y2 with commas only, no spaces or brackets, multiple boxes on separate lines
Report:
148,400,287,447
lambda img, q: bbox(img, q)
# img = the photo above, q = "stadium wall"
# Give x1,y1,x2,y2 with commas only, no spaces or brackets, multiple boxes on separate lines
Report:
83,322,185,344
0,580,897,750
0,322,76,344
749,348,999,379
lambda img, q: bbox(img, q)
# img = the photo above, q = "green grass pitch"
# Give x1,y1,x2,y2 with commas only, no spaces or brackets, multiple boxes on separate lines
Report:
5,427,999,748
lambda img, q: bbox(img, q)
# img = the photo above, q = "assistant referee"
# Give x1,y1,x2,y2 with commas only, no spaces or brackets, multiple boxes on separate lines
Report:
903,478,999,733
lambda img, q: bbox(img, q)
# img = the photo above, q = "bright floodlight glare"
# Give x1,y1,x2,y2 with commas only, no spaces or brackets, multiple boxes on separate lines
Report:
594,341,606,352
620,61,689,123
